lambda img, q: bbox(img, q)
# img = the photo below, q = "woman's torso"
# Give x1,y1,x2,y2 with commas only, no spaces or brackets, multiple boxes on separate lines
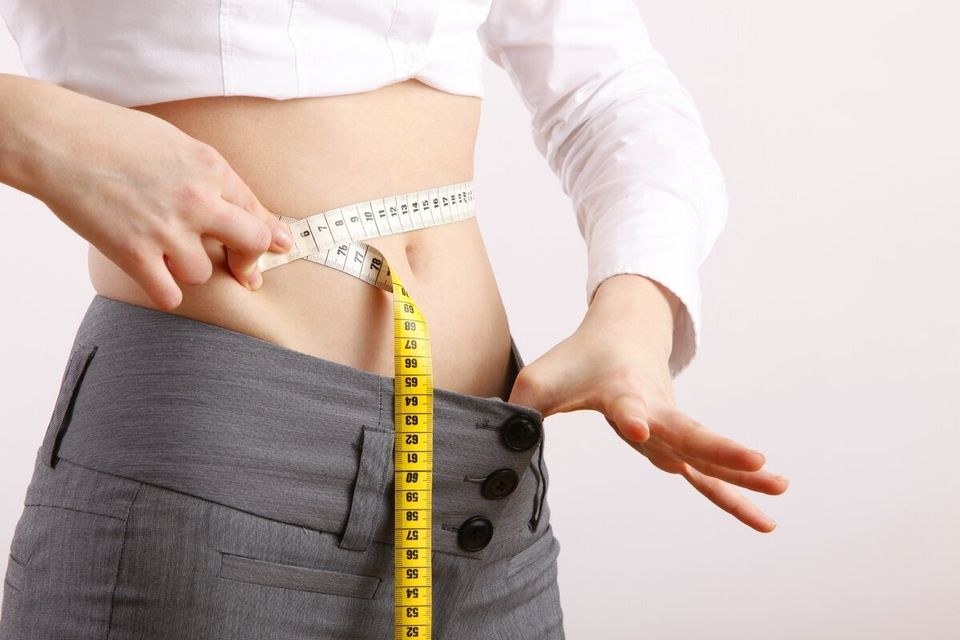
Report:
89,78,518,401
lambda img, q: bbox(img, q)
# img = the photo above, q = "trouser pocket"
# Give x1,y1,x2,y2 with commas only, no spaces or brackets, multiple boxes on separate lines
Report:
100,479,394,640
0,554,26,638
0,458,141,640
38,339,98,469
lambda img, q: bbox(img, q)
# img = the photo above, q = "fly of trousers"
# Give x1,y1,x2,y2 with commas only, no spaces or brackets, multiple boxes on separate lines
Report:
0,293,565,639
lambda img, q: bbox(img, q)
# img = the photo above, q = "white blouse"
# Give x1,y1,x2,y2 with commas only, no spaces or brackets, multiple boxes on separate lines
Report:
0,0,728,377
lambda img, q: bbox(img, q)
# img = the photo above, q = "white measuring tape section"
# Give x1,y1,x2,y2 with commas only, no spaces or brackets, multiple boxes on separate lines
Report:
257,181,476,291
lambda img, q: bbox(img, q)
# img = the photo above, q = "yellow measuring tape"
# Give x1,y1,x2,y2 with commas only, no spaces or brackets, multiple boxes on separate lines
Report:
258,181,475,639
391,269,433,639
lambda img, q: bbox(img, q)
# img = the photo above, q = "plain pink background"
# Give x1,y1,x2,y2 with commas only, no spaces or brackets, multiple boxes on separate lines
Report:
2,2,958,638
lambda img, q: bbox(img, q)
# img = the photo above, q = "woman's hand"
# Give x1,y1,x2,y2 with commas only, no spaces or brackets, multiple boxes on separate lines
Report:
507,274,789,533
0,75,293,310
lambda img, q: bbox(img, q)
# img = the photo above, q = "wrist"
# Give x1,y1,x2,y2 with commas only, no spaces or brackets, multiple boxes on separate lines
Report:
585,274,678,358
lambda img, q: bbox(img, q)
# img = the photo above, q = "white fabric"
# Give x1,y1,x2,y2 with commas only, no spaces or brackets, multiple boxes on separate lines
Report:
0,0,728,376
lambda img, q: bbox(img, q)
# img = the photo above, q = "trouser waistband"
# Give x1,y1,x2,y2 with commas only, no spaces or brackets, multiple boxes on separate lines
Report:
37,294,549,561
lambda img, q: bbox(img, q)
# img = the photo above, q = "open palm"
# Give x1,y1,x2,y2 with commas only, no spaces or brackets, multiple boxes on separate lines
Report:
508,327,789,533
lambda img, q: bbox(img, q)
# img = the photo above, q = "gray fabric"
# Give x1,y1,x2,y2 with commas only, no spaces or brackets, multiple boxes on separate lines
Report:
337,425,396,552
0,294,564,639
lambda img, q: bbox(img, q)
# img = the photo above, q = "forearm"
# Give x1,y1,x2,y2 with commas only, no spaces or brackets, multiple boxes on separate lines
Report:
584,273,678,360
0,73,103,203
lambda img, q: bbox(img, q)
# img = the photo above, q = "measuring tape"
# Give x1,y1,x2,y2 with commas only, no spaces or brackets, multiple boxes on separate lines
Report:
258,181,476,639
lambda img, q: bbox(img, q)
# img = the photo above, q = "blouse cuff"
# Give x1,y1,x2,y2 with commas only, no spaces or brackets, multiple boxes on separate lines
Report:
584,194,703,379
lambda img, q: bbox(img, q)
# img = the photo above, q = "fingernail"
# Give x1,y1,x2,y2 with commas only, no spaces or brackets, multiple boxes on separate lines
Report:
629,417,650,438
275,227,293,248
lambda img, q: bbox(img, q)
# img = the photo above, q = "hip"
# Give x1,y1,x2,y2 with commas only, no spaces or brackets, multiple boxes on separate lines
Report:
0,294,563,639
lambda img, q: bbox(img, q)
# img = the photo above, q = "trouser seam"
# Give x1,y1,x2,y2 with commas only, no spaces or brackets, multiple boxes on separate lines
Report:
106,481,142,640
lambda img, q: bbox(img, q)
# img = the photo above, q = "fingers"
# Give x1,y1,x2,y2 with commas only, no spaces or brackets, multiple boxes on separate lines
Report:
163,234,214,286
204,199,279,290
606,392,651,443
679,464,778,533
613,420,784,532
649,406,766,472
219,166,294,253
610,418,784,532
200,163,295,290
604,389,765,473
676,451,790,495
118,242,183,311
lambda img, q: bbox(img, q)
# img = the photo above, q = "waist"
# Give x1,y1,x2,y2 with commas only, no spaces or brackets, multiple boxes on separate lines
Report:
90,83,514,399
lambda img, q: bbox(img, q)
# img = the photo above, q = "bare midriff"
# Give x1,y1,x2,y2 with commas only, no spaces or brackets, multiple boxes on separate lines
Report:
88,78,518,401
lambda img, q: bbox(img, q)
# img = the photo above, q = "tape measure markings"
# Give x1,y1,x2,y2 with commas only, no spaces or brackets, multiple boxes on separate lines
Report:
393,275,433,638
258,182,475,276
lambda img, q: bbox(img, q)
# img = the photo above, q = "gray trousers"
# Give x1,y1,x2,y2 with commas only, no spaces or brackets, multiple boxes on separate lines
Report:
0,294,564,639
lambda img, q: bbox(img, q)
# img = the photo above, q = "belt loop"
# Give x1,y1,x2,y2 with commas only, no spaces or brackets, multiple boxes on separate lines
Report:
338,424,395,551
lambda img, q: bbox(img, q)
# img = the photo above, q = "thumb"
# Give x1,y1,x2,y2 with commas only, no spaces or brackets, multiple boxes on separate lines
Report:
506,368,540,410
506,366,560,418
606,393,651,443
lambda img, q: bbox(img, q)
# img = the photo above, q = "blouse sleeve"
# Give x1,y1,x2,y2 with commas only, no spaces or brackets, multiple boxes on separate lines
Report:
477,0,728,377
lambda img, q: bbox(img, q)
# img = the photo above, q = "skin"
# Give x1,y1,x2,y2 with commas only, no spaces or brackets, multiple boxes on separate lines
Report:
508,274,789,532
0,72,787,533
